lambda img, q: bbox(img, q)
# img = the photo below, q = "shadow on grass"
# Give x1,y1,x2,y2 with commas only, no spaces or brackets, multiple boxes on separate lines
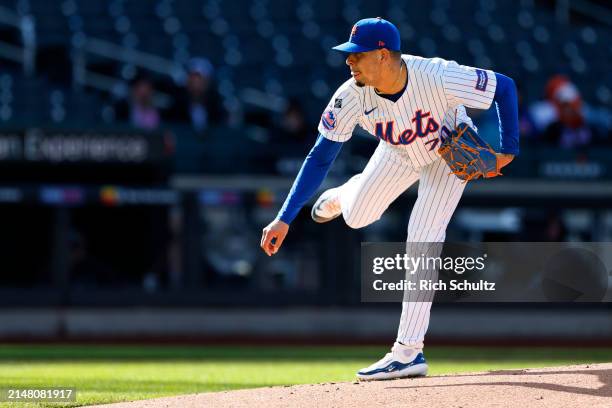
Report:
0,345,377,362
0,345,611,363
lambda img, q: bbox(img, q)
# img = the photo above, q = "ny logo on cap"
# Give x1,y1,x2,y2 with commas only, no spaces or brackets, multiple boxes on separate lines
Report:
350,25,358,38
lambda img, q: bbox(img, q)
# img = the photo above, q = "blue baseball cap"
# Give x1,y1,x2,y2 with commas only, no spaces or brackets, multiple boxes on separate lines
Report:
332,17,401,53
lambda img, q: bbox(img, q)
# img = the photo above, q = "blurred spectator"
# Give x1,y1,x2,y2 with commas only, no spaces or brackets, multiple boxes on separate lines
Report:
68,229,115,287
114,75,161,131
516,85,538,142
519,211,568,242
276,98,309,144
530,75,592,149
584,104,612,145
544,212,567,242
166,57,226,131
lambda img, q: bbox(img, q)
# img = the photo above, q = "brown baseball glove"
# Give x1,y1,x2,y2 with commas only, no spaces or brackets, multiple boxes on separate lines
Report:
438,123,502,181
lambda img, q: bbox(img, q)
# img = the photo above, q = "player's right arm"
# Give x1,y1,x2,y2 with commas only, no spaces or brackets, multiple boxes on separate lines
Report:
260,79,361,256
261,135,343,256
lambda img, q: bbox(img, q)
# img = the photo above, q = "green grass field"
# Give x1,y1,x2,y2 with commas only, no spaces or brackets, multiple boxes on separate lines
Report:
0,344,611,408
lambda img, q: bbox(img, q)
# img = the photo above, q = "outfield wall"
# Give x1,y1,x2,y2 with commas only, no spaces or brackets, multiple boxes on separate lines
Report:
0,307,610,344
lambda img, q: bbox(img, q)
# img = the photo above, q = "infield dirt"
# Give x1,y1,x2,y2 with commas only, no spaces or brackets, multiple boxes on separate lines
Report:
86,362,612,408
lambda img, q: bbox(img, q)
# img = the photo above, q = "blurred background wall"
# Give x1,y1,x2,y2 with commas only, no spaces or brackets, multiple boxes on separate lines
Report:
0,0,610,343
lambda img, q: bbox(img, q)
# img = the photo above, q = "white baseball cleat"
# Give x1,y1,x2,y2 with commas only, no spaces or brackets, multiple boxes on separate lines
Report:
311,187,342,223
356,342,428,381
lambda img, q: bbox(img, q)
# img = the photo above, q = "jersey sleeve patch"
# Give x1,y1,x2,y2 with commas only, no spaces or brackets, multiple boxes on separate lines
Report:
475,69,488,91
321,110,337,130
317,79,361,142
442,61,497,110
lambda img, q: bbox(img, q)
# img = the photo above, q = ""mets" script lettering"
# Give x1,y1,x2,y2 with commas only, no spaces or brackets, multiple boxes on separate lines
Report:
374,110,442,148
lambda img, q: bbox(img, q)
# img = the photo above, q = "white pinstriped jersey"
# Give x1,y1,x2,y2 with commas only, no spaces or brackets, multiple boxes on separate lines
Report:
318,54,498,168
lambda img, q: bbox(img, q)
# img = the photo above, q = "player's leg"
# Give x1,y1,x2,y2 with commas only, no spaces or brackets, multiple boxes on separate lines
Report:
357,157,466,381
312,141,420,228
396,156,466,346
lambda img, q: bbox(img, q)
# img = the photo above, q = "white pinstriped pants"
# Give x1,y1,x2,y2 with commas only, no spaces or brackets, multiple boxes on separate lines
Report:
339,140,466,348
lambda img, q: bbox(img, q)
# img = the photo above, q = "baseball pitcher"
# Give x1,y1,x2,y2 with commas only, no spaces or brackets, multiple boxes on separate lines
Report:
260,17,519,381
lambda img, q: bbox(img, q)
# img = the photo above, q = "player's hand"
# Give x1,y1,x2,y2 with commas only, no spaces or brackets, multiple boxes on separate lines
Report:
496,153,514,171
260,219,289,256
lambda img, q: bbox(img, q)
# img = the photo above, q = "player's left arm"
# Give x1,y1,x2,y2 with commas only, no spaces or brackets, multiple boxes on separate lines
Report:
491,72,519,169
443,63,519,171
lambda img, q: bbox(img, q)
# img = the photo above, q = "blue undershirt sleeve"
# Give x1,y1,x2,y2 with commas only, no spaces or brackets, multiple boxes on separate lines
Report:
276,134,344,224
493,72,520,155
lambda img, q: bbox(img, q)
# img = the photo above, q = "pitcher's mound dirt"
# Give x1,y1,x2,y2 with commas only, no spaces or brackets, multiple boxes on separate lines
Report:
86,363,612,408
